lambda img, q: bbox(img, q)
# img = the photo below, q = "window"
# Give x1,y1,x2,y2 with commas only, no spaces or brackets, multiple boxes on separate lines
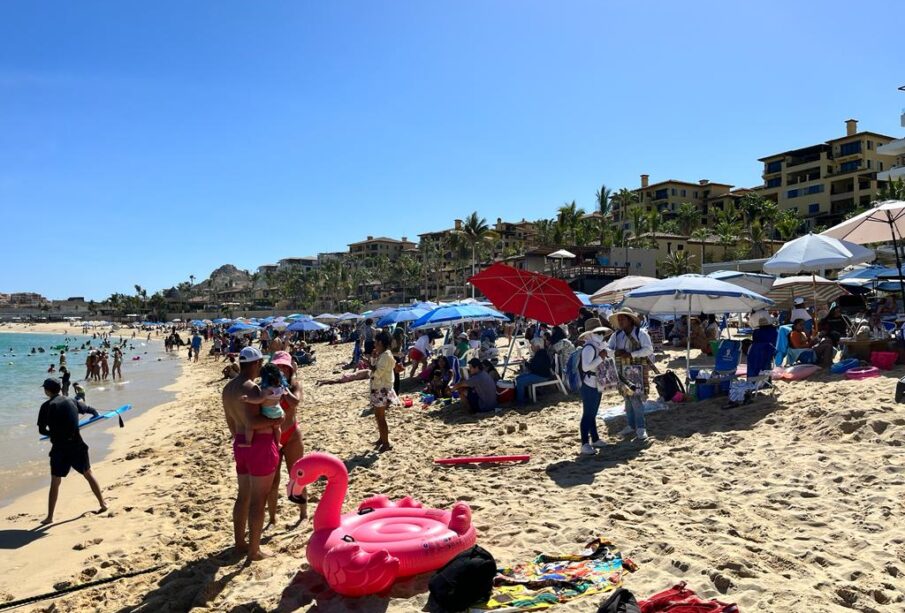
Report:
655,188,668,200
667,242,672,253
681,189,686,197
787,189,799,199
867,140,873,150
840,141,862,156
867,159,872,169
808,203,820,214
671,188,676,196
677,244,684,251
840,160,862,173
694,191,699,198
766,160,782,173
880,162,884,171
766,177,781,188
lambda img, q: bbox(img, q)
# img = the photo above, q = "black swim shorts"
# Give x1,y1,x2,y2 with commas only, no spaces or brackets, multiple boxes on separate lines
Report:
49,442,91,477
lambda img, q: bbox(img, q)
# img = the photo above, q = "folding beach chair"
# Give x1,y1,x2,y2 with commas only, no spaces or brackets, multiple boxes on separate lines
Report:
709,339,742,391
529,353,568,402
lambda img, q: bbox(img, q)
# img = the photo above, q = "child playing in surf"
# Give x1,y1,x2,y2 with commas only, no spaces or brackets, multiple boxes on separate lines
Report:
239,362,286,448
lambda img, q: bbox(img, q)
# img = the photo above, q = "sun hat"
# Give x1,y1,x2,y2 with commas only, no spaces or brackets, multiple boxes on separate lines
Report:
239,346,264,363
270,351,293,368
578,317,609,340
751,310,773,326
608,308,642,329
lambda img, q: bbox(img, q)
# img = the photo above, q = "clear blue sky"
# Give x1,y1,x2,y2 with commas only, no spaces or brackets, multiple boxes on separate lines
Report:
1,1,902,300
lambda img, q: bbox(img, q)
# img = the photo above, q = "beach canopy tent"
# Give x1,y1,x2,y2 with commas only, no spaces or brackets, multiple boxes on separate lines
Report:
590,276,658,305
707,270,776,294
286,318,329,332
822,200,905,306
764,275,848,309
376,305,433,327
410,304,509,330
622,274,774,378
468,262,582,326
227,322,259,335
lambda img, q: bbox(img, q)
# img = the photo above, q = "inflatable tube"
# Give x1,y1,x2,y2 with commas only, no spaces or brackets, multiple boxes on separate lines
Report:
781,364,821,381
831,358,860,374
39,404,133,441
434,455,531,465
286,452,476,597
845,366,880,380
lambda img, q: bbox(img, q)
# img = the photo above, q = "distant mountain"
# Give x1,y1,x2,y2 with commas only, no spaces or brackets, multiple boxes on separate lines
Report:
194,265,253,291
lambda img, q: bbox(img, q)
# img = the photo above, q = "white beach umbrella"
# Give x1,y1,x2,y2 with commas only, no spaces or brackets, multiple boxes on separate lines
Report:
763,233,872,311
765,275,848,310
822,200,905,306
762,233,874,274
707,270,776,294
547,249,577,259
623,274,773,377
590,275,658,305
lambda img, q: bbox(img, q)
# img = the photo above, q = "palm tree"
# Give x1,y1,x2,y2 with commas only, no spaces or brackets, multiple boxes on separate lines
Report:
594,183,613,248
675,202,700,236
774,209,802,241
877,177,905,202
532,219,556,246
659,251,695,277
690,228,710,273
556,201,585,246
628,205,647,247
456,212,498,298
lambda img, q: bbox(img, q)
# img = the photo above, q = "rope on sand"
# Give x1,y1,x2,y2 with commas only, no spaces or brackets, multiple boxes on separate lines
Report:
0,565,166,611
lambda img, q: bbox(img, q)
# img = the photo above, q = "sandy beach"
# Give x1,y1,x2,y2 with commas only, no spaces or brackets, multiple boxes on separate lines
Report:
1,337,904,612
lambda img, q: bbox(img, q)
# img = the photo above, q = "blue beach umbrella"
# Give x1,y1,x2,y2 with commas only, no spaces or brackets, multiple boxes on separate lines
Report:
376,305,432,327
213,318,232,324
574,292,593,307
411,304,509,330
227,322,259,335
287,319,329,332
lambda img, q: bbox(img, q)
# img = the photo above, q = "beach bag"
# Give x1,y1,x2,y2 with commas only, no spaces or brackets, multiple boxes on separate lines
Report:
428,545,497,612
639,581,739,613
598,587,641,613
653,371,685,402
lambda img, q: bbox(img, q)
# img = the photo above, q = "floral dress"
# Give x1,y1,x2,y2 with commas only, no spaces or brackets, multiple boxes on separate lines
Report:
370,351,400,408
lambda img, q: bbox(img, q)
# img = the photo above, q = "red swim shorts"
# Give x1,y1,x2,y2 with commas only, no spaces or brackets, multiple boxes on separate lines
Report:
408,348,425,362
233,432,279,477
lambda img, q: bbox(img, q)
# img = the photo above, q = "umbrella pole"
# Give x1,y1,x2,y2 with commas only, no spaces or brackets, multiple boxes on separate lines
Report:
888,218,905,312
686,296,691,384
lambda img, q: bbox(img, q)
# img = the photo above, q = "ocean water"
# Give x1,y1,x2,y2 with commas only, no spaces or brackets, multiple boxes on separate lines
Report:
0,331,182,504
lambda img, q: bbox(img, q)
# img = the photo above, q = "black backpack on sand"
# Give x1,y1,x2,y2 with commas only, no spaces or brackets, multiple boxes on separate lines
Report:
597,587,641,613
653,370,685,402
428,545,497,612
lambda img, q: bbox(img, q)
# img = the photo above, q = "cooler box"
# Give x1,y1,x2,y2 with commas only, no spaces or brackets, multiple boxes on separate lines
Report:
870,351,897,371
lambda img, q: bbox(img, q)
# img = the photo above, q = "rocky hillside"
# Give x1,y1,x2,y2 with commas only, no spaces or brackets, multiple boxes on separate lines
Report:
193,265,252,292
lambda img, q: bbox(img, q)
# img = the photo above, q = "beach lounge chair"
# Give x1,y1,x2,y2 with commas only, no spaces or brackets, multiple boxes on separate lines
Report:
528,353,567,402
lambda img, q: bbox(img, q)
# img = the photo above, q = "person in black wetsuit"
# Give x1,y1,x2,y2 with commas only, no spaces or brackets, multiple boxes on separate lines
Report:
37,378,106,525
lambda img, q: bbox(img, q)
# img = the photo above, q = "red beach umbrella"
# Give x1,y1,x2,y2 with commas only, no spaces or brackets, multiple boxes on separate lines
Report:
468,262,582,325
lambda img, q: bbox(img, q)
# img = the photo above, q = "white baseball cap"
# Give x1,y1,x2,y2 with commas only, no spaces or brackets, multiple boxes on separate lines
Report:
239,347,264,363
793,297,805,306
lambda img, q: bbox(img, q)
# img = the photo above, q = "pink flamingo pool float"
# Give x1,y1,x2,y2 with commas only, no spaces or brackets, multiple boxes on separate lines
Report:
287,452,477,597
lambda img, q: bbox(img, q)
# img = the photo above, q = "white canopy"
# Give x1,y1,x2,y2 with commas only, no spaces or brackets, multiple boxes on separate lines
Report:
547,249,576,259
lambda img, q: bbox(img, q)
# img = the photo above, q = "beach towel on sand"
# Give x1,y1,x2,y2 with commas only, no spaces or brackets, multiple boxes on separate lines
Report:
638,581,738,612
472,538,637,611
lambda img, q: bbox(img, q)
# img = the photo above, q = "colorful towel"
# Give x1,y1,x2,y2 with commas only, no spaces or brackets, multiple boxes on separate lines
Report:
473,538,637,611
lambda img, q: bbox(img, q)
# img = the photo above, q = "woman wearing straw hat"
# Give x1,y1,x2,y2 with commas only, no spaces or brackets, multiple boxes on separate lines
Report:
607,307,653,441
576,318,611,455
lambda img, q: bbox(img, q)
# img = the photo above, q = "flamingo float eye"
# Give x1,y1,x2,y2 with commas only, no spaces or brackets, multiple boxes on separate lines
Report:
295,469,305,479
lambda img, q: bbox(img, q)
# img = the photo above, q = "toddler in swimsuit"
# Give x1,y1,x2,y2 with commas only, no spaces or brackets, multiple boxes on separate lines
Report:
239,362,286,447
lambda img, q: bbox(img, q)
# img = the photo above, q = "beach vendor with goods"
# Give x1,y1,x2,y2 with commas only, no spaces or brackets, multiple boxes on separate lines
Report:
577,318,611,455
222,346,282,561
37,377,107,525
607,308,652,441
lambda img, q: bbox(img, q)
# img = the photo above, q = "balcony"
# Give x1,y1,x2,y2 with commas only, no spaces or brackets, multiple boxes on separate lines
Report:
786,153,824,168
